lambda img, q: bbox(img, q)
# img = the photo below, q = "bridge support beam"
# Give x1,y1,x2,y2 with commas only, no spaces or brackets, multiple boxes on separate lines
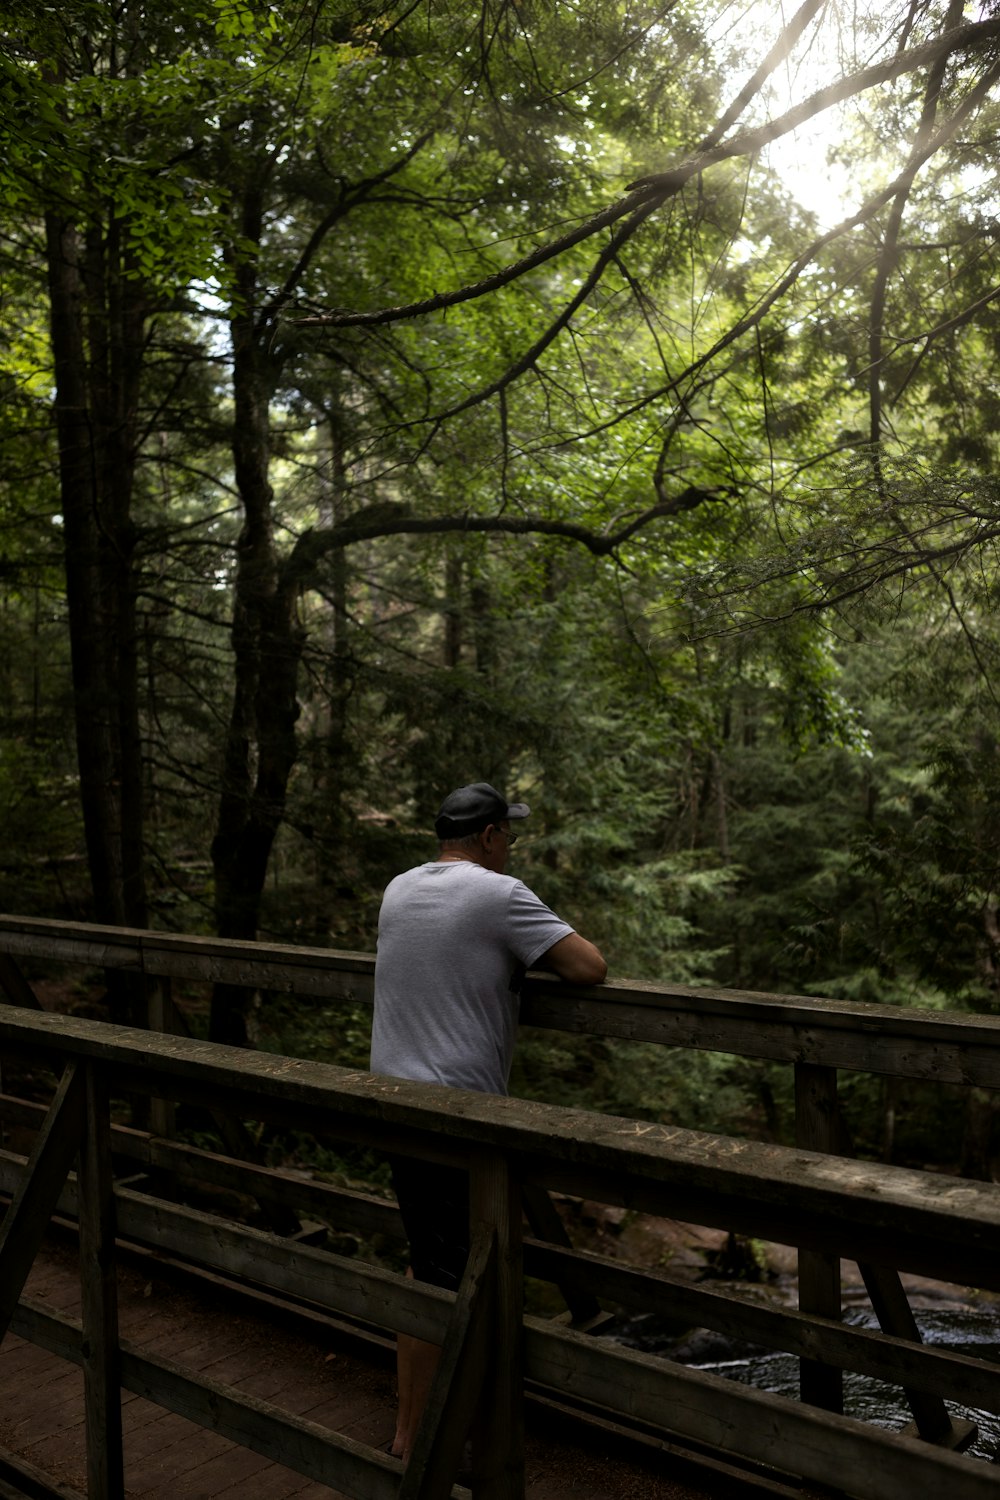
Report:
79,1062,124,1500
795,1062,844,1414
401,1148,524,1500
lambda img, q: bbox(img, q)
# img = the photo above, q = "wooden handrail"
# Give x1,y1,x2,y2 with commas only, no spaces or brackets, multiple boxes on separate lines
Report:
3,1004,1000,1496
2,913,1000,1085
1,1005,999,1290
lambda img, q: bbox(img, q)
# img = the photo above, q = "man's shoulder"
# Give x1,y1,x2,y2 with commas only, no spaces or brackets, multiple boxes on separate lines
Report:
383,860,442,891
381,862,551,909
382,862,532,911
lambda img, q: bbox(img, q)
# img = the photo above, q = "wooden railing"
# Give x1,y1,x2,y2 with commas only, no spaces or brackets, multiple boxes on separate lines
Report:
0,917,999,1499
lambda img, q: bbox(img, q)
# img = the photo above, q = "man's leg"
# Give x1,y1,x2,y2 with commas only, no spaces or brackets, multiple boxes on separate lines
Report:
387,1159,469,1463
391,1280,442,1462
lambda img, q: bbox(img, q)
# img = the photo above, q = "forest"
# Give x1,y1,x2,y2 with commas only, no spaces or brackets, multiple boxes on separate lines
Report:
2,0,1000,1164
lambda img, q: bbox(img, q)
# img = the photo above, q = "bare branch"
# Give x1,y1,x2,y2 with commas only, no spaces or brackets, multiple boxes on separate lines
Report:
282,485,727,590
699,0,830,152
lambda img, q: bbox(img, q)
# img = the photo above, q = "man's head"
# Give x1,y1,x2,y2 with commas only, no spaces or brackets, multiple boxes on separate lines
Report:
435,782,530,874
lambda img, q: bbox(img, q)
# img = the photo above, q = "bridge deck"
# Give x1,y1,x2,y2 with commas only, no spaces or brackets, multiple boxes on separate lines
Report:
0,1236,719,1500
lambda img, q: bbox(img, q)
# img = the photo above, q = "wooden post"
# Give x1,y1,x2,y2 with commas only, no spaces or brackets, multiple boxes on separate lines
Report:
794,1062,843,1414
78,1061,124,1500
146,976,177,1140
470,1149,524,1500
400,1225,497,1500
400,1148,524,1500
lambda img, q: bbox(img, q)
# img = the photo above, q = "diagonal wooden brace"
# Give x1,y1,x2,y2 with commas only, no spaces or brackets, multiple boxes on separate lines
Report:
0,1061,86,1337
400,1224,497,1500
797,1064,976,1450
859,1258,975,1450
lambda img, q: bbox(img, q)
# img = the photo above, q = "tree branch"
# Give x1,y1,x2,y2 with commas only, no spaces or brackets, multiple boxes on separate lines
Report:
281,486,726,589
257,128,437,336
699,0,829,153
294,14,1000,334
869,0,963,448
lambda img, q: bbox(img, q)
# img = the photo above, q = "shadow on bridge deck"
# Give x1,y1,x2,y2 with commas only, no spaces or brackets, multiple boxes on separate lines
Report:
0,1236,726,1500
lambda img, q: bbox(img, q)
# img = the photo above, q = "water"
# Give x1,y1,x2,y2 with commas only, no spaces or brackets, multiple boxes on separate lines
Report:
607,1302,1000,1461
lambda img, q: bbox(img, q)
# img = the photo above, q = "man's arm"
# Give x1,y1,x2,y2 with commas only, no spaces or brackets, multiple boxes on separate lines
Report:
538,933,607,985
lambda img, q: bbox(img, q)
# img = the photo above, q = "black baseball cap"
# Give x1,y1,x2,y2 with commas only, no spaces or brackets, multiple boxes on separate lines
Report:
434,782,530,838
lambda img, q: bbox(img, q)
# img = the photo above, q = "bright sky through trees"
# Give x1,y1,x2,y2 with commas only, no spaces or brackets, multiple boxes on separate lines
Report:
712,0,888,224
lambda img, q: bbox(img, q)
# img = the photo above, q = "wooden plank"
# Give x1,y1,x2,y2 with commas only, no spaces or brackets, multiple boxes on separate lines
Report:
0,917,375,1001
523,1318,1000,1500
7,914,1000,1088
4,1296,406,1500
0,1064,85,1338
794,1063,843,1414
119,1127,400,1240
3,1162,449,1346
145,1145,399,1240
521,979,1000,1087
158,1440,275,1499
120,1421,230,1488
4,1103,988,1422
823,1104,971,1448
470,1151,523,1500
77,1063,124,1500
859,1260,972,1446
0,1152,447,1347
2,1108,327,1250
0,1445,84,1500
400,1226,496,1500
16,1204,1000,1444
3,1005,1000,1289
521,1183,601,1326
114,1189,451,1343
145,979,176,1141
8,1144,997,1425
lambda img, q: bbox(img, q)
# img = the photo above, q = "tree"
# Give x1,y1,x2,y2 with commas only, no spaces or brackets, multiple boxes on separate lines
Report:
1,4,232,959
7,0,1000,1056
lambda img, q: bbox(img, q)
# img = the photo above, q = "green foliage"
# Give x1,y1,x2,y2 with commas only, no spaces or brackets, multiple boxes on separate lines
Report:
0,739,85,914
511,1034,761,1136
255,991,373,1070
5,0,1000,1166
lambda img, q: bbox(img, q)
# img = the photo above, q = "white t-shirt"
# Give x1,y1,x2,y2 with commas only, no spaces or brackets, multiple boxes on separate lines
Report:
370,861,573,1095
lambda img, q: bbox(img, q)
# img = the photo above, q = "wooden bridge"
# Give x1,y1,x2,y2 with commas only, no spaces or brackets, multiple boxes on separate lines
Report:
0,916,999,1500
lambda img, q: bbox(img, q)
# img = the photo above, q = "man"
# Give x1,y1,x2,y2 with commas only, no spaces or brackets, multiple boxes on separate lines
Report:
371,781,606,1462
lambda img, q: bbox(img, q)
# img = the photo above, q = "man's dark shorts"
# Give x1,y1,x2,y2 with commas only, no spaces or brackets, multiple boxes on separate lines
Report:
389,1156,469,1292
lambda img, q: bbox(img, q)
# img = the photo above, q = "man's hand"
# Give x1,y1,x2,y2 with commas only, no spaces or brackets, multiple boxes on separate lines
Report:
540,933,607,985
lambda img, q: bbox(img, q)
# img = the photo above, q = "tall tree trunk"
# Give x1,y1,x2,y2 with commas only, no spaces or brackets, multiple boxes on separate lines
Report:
444,553,463,667
45,206,148,975
319,412,353,879
210,229,304,1043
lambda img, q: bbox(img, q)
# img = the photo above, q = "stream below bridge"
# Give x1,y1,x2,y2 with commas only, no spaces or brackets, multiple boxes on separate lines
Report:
604,1286,1000,1462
